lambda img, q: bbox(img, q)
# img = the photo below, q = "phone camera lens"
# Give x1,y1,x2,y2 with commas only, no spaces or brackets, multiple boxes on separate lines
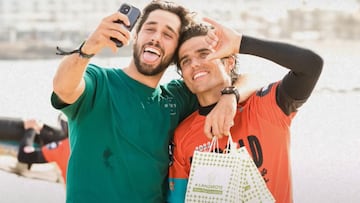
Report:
121,5,130,14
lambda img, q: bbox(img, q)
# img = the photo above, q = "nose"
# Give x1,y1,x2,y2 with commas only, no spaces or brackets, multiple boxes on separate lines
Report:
190,57,202,69
151,31,161,42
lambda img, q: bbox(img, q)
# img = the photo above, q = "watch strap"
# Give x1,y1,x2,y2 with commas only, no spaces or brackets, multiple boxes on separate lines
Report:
221,86,240,103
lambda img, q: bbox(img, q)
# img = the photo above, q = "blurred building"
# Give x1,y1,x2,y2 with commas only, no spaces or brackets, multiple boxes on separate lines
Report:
0,0,146,44
0,0,359,59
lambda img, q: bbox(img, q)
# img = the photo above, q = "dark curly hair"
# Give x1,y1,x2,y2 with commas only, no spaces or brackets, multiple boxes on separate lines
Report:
135,1,194,35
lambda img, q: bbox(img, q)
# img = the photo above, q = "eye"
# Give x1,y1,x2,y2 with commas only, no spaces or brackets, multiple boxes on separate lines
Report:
145,28,155,32
143,25,156,33
199,52,210,59
181,58,191,68
164,32,173,39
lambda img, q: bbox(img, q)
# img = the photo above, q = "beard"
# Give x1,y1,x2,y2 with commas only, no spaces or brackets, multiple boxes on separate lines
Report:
133,42,173,76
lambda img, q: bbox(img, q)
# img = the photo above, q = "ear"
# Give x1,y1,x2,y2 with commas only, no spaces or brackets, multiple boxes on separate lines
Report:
224,55,236,73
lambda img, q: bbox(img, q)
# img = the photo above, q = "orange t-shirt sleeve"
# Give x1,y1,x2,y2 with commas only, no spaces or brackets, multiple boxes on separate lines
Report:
42,138,70,183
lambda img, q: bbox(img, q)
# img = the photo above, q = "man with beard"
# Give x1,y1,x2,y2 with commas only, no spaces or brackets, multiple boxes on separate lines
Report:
51,1,252,202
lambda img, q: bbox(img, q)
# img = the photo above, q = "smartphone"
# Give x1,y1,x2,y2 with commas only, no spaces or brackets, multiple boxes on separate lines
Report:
111,3,141,47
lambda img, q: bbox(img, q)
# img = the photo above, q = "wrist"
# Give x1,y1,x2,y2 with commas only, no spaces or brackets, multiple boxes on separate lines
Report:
56,40,95,59
221,86,240,103
78,41,95,58
236,34,242,54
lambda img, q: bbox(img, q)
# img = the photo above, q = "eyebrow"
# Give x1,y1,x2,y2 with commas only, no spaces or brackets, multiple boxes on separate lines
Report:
145,21,178,37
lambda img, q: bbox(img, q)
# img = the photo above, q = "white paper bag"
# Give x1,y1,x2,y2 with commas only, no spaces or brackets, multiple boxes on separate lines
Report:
185,135,275,203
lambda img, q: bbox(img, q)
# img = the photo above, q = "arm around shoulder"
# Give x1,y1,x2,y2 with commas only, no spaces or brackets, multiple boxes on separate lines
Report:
233,73,261,103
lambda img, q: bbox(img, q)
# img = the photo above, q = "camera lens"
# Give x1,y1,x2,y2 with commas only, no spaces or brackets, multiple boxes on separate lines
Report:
121,5,130,14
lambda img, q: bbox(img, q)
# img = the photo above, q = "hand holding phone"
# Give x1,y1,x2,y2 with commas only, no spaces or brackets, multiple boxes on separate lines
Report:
111,3,141,47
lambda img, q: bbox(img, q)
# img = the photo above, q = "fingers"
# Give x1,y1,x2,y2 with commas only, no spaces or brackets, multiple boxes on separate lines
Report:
221,118,234,136
86,12,132,52
204,29,218,49
204,114,233,140
103,15,131,46
211,119,221,138
203,17,220,50
212,118,233,139
203,18,225,61
204,94,237,139
204,116,223,139
203,17,221,30
204,118,213,139
206,49,222,62
203,16,241,60
104,12,130,27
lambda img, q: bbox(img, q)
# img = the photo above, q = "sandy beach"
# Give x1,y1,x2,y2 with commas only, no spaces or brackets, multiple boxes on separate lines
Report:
0,40,360,202
0,167,65,203
1,90,359,202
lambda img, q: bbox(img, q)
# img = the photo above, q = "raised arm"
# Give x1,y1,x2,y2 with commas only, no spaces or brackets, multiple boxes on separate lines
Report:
203,17,323,115
53,12,131,104
240,36,323,114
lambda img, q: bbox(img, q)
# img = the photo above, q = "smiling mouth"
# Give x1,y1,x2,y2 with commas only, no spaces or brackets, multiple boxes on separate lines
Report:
193,71,208,80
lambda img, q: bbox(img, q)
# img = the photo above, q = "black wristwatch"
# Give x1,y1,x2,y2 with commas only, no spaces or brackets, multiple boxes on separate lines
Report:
221,86,240,103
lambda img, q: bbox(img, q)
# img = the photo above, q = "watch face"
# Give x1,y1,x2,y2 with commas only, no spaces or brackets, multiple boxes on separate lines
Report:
221,86,239,103
221,86,235,94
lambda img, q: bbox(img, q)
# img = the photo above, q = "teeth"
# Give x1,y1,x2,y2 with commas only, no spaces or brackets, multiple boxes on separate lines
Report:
193,72,208,80
144,47,160,56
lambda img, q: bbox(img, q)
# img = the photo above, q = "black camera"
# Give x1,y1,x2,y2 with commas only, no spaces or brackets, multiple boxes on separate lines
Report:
120,5,130,14
111,3,141,47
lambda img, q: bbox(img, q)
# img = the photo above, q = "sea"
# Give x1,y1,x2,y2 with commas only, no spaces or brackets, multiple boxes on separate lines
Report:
0,40,358,124
1,40,360,202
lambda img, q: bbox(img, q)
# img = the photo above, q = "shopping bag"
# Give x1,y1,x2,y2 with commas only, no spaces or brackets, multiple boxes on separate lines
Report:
185,134,275,203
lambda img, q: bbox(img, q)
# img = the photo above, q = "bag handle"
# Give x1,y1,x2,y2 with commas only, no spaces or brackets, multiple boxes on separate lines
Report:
208,133,237,154
209,136,219,152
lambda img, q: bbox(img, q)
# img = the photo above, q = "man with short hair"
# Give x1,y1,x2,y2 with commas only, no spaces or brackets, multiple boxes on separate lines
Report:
168,19,323,203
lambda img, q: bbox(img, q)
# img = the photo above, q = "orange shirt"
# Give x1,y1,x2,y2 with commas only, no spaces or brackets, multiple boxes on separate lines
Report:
42,138,70,183
169,82,295,203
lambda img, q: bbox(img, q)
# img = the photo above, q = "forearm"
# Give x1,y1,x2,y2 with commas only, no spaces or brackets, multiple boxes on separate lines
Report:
53,54,88,104
240,36,321,72
233,73,260,103
239,35,323,100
